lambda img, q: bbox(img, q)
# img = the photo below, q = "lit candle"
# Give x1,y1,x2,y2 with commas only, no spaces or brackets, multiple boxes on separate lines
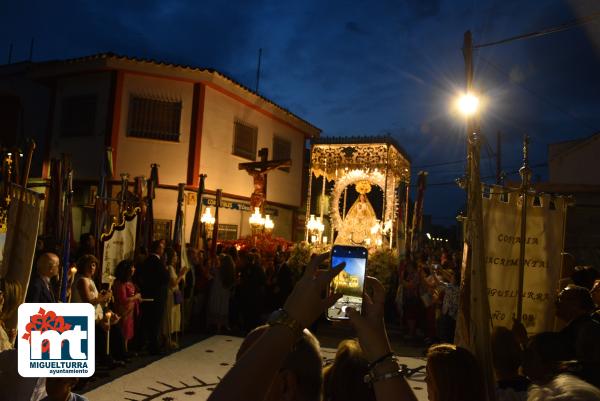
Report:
105,311,112,355
70,266,77,276
322,236,328,245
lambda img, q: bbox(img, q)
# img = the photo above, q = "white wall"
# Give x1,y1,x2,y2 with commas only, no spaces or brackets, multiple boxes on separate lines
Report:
200,86,305,207
49,72,112,179
115,74,193,185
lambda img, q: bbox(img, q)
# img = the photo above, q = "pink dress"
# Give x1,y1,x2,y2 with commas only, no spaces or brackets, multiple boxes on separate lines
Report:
114,281,139,341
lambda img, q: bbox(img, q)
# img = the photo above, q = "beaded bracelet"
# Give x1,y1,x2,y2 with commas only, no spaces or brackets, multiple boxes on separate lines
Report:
363,366,407,384
367,351,395,370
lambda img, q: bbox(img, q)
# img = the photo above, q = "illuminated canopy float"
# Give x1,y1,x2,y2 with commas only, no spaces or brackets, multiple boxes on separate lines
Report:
305,136,411,249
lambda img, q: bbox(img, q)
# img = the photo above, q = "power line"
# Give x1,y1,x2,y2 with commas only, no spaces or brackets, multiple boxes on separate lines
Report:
413,155,494,169
414,162,548,187
478,55,600,134
473,12,600,49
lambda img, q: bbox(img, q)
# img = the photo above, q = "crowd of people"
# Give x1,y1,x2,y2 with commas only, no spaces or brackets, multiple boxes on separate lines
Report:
2,232,600,401
208,252,600,401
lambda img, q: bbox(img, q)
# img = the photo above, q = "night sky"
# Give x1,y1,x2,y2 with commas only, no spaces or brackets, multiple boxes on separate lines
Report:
2,0,600,226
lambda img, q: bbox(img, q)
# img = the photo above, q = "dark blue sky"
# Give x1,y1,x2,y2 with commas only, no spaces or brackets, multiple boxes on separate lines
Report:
2,0,600,226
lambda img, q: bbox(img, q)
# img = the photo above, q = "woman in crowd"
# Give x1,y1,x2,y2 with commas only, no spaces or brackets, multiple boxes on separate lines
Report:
207,254,235,333
113,259,141,353
163,247,187,349
0,278,21,352
402,259,421,339
73,254,125,365
72,255,111,316
323,339,375,401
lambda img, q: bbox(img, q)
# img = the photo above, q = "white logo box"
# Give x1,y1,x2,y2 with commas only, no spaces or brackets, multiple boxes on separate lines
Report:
18,303,95,377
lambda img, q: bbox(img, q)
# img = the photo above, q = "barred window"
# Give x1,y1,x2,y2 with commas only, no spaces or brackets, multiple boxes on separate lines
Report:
273,135,292,172
60,95,97,137
233,120,258,160
217,224,238,240
127,95,182,142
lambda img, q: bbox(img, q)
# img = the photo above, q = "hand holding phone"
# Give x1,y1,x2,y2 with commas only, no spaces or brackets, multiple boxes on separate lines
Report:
327,245,368,320
283,253,345,328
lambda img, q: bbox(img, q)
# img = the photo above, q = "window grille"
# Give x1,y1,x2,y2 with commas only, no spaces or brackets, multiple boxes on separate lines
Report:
233,120,258,160
273,135,292,172
127,95,181,142
217,224,238,240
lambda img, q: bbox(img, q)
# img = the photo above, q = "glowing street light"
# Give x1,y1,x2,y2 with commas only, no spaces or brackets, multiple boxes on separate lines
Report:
456,92,480,117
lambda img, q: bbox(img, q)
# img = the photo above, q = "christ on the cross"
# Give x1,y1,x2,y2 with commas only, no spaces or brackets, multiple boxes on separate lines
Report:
238,147,291,212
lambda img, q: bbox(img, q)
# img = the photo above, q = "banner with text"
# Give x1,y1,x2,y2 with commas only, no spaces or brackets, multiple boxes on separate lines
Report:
483,187,566,334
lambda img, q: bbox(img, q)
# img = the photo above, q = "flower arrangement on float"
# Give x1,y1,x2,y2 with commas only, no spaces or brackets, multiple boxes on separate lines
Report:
366,247,399,292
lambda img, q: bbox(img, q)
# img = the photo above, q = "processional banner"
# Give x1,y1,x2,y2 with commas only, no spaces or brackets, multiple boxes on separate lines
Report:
483,187,566,333
0,185,42,329
101,213,137,283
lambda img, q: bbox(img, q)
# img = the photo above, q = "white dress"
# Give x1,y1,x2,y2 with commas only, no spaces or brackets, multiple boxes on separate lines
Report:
72,276,104,320
335,195,379,245
164,265,181,335
0,325,12,352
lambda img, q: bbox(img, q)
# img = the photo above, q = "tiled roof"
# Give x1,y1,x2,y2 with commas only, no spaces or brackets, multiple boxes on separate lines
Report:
39,52,321,135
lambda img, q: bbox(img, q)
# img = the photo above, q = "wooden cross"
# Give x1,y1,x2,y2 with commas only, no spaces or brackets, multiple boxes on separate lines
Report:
238,147,291,211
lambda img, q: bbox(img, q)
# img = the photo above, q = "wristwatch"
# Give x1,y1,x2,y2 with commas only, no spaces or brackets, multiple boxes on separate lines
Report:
267,308,303,335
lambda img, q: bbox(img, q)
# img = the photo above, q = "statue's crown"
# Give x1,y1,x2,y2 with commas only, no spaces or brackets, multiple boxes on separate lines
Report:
355,180,372,194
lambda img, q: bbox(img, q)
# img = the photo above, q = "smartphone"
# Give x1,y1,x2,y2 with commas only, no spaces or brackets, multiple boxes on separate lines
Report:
327,245,368,320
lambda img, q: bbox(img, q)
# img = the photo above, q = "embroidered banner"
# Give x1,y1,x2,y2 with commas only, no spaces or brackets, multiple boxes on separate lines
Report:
1,185,43,329
101,214,137,284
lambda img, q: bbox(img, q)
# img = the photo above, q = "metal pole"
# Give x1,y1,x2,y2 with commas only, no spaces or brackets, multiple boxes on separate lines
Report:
342,186,348,219
383,144,390,242
516,135,531,322
304,146,314,242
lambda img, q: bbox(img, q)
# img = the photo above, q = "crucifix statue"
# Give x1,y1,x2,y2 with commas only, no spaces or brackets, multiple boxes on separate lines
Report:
239,147,291,212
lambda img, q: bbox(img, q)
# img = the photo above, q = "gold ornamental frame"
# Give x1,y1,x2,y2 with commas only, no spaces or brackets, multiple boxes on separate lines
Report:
305,136,411,247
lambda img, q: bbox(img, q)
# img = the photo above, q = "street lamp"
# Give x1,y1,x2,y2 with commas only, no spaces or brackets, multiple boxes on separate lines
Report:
306,214,325,244
264,214,274,233
249,207,265,231
200,207,216,234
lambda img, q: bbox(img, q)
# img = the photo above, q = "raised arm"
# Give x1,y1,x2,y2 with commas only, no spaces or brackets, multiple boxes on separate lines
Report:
207,253,344,401
348,277,419,401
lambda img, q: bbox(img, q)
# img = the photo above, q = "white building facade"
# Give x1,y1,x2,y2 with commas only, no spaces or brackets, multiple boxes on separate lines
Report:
2,53,320,242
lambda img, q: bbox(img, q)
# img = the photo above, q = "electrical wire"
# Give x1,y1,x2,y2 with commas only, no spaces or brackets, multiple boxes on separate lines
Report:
473,12,600,49
477,55,600,134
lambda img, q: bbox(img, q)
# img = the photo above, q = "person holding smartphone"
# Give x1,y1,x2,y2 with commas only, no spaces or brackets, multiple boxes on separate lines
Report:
208,252,423,401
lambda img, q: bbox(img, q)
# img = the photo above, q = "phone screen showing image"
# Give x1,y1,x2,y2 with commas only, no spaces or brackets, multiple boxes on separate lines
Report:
327,245,367,320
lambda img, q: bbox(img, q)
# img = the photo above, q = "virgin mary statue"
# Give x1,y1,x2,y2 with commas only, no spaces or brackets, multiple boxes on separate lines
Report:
335,180,379,245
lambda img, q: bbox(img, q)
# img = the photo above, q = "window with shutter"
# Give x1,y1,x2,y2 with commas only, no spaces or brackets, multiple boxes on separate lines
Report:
273,135,292,172
127,95,182,142
233,120,258,160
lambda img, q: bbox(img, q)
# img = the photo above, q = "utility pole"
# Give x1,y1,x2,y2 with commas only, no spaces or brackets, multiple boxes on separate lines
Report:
460,30,495,401
496,131,502,185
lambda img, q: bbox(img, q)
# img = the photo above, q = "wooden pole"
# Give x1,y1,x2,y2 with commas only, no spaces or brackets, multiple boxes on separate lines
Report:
21,140,36,188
